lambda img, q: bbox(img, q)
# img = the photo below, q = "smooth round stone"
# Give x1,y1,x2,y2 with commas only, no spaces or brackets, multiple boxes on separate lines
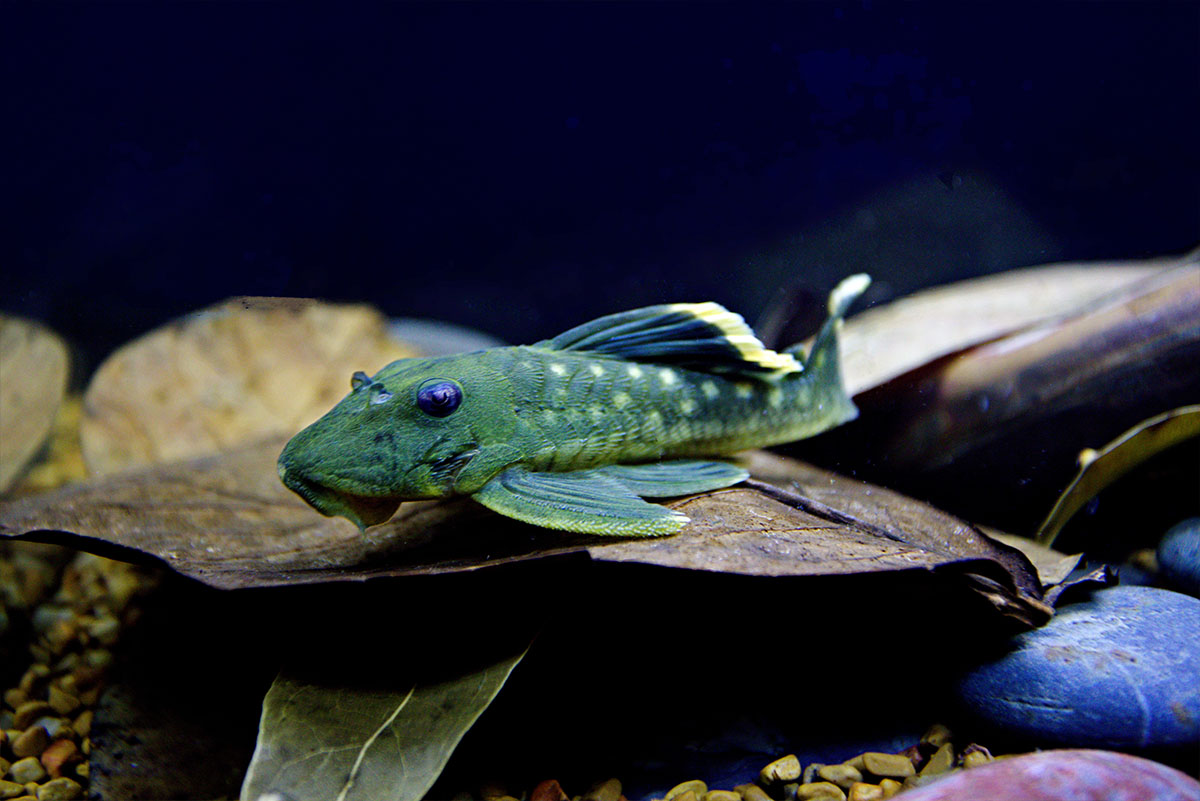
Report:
890,749,1200,801
1158,518,1200,597
956,585,1200,749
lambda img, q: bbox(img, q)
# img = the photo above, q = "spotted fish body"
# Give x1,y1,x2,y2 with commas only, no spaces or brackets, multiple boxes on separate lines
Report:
278,274,869,536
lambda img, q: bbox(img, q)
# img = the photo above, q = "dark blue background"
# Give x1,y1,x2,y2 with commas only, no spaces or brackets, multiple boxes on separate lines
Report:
4,3,1198,369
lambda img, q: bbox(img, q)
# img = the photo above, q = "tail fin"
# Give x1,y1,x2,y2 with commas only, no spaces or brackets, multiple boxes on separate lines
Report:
785,273,870,423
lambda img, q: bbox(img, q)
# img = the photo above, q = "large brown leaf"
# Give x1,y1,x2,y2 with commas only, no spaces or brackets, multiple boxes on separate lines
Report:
0,315,69,492
864,262,1199,471
828,258,1173,396
793,255,1200,531
80,297,417,476
0,439,1049,624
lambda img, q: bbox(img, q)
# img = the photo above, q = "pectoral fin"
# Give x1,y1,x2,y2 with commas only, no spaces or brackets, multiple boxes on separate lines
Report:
594,459,748,497
473,466,688,537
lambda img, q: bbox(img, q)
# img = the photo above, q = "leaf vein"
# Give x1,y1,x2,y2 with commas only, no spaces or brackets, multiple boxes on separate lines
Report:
335,684,417,801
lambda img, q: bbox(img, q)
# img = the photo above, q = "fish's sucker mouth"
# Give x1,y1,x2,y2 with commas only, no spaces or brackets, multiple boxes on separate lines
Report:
276,458,401,530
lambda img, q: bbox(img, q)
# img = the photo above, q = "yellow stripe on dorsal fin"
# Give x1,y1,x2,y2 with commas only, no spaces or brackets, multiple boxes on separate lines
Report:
665,302,802,376
546,300,801,379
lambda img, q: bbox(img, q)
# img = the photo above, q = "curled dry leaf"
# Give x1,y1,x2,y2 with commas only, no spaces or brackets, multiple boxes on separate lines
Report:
1035,405,1200,548
984,530,1083,589
869,261,1200,472
825,258,1171,397
0,315,69,492
0,440,1050,625
80,297,418,476
793,255,1200,530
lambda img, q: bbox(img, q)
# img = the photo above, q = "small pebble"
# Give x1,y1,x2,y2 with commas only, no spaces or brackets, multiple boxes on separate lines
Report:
846,784,883,801
20,665,50,693
81,649,111,670
45,688,78,717
35,777,81,801
877,779,901,799
956,586,1200,749
801,764,824,784
4,689,27,709
39,739,80,778
69,666,103,693
11,727,49,759
70,711,91,738
759,755,801,785
12,703,53,731
51,655,78,676
530,779,568,801
30,718,68,740
1158,518,1200,597
0,757,9,775
582,778,621,801
860,753,914,779
734,784,772,801
919,724,952,749
816,765,862,789
0,781,25,800
84,615,119,646
670,792,697,801
8,757,46,784
29,607,73,637
896,745,922,769
703,792,741,801
795,782,845,800
919,744,954,776
665,780,707,801
960,744,992,769
42,621,76,654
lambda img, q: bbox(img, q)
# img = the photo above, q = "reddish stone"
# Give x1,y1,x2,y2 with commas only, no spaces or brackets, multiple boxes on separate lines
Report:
893,749,1200,801
40,739,82,778
531,779,569,801
898,744,925,770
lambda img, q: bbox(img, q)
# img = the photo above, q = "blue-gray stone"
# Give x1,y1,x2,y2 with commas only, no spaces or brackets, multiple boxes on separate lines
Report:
1158,518,1200,598
956,585,1200,750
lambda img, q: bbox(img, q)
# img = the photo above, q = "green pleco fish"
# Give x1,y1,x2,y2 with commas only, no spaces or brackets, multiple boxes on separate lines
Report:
278,274,870,536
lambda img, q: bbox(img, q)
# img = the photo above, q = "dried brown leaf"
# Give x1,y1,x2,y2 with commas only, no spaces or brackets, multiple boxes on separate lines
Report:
1034,405,1200,547
985,530,1082,588
80,297,418,476
793,256,1200,531
0,440,1049,624
831,258,1173,396
877,262,1200,471
10,396,89,495
0,315,69,492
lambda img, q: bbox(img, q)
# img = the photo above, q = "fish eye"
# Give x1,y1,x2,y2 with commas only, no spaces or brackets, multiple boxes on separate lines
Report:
351,371,371,391
416,379,462,418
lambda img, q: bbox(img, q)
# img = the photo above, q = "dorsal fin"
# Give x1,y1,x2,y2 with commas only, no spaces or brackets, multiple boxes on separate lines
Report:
546,301,801,378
